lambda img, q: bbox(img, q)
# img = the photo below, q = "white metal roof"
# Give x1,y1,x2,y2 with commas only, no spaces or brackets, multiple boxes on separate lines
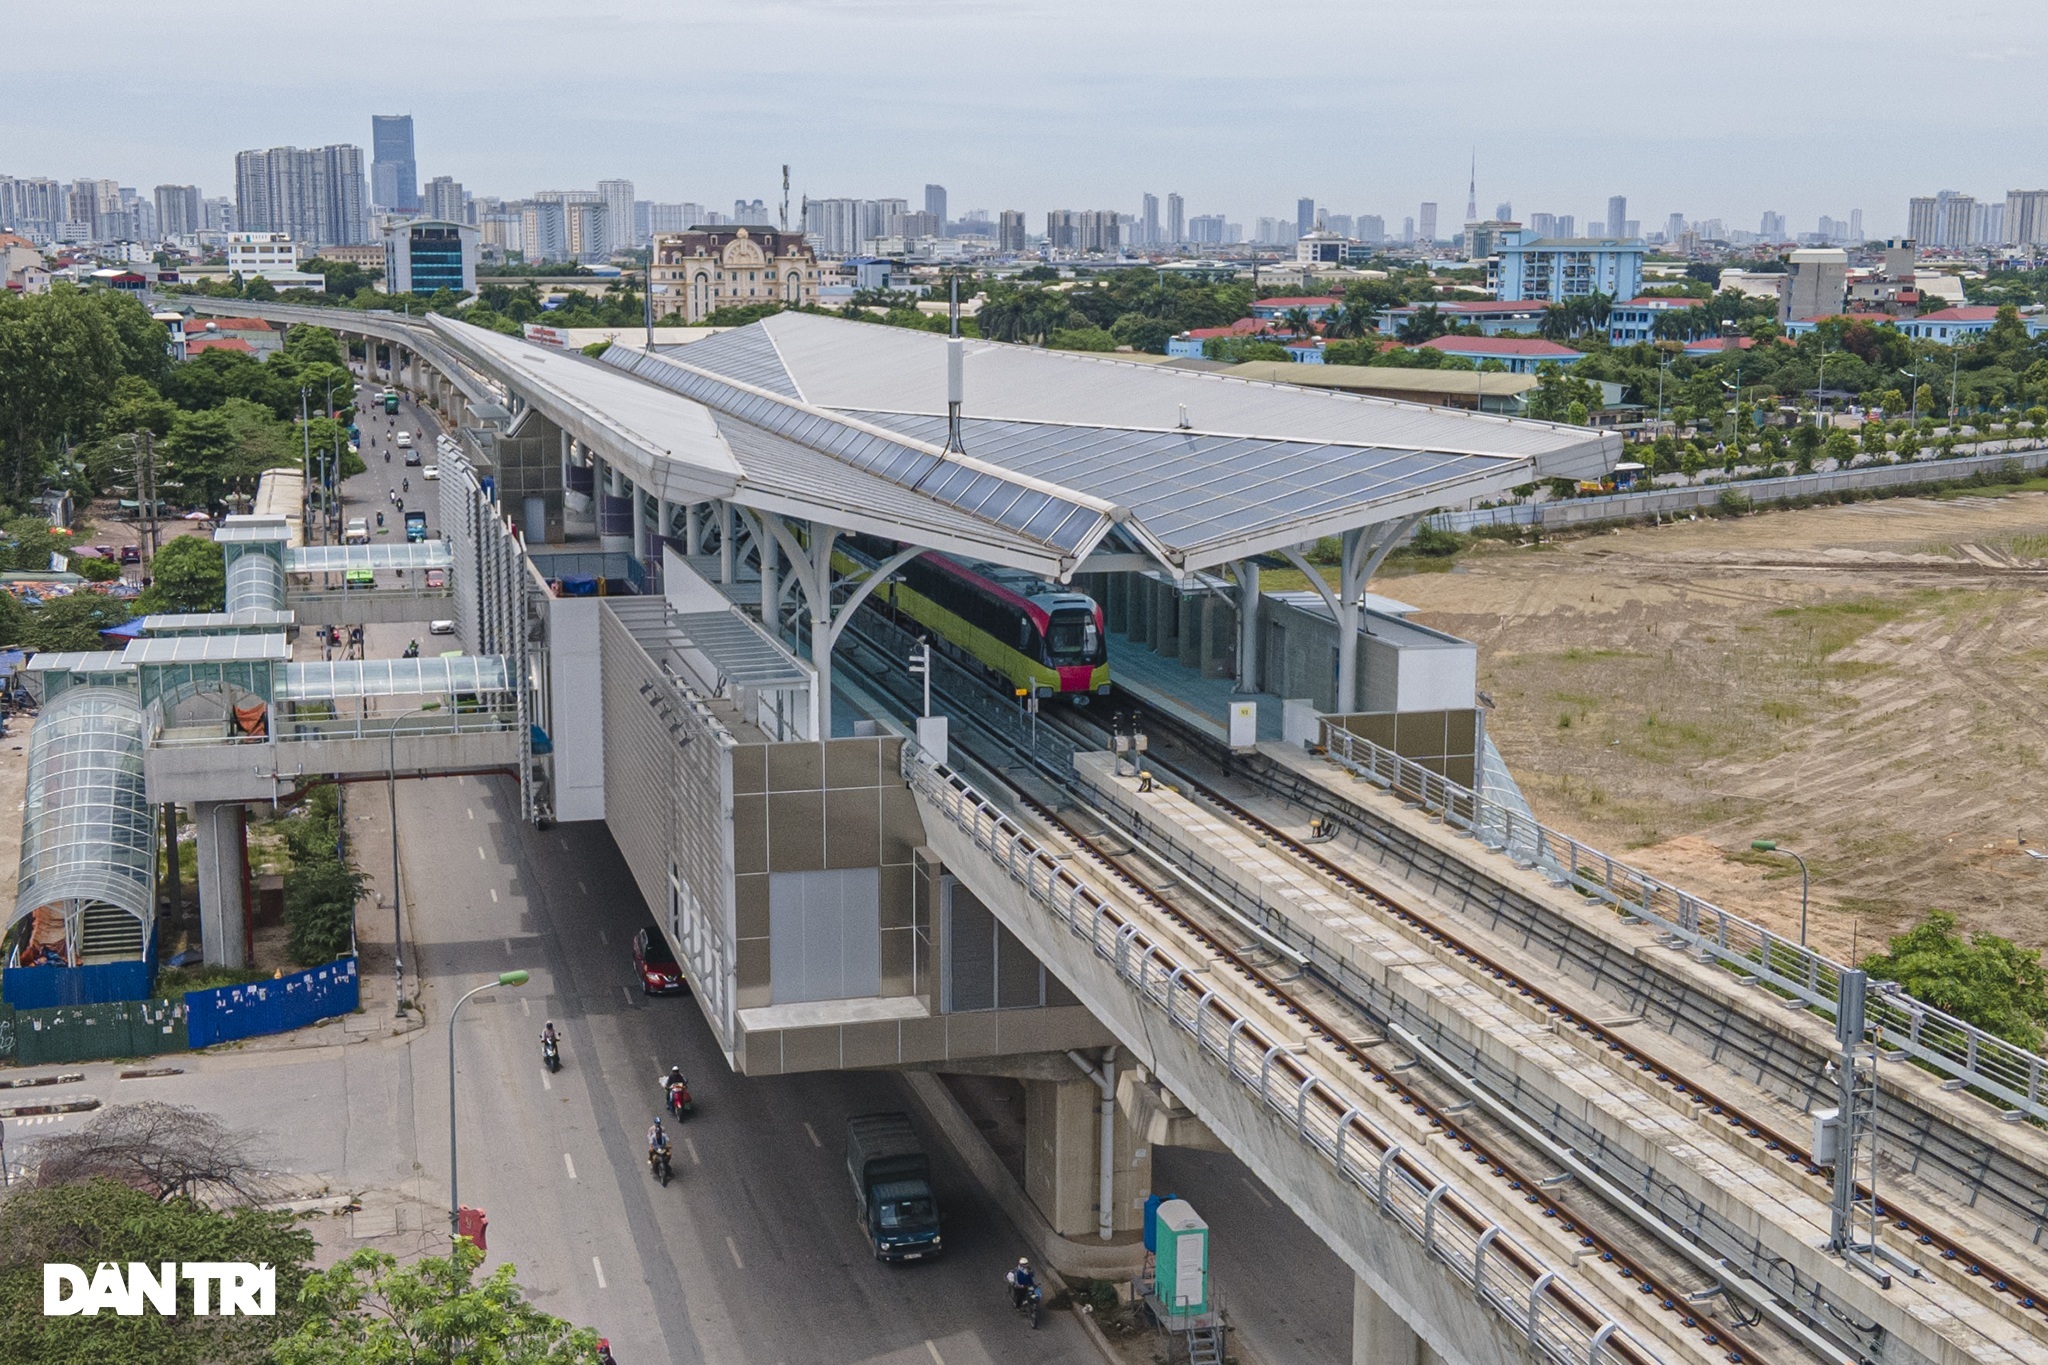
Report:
278,655,513,701
140,609,297,633
288,543,455,572
121,634,291,665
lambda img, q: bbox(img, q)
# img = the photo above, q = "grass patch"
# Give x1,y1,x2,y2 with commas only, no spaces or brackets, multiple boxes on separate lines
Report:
157,964,273,995
1760,699,1803,721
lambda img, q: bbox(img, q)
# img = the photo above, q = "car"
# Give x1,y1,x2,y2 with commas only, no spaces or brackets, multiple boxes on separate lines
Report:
405,450,422,466
426,568,446,589
395,431,414,449
428,619,456,635
421,465,439,480
633,927,687,995
345,567,376,590
119,546,140,565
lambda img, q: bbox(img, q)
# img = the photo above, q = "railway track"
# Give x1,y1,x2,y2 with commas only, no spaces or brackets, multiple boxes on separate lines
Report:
1098,692,2048,1340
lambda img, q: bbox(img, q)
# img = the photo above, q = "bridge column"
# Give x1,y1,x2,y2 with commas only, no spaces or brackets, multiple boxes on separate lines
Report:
1280,516,1419,713
1354,1276,1444,1365
1233,560,1261,693
1023,1068,1151,1239
717,501,735,584
193,801,249,969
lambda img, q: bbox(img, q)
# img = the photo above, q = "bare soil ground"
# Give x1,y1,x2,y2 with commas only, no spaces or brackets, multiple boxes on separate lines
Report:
1377,490,2048,961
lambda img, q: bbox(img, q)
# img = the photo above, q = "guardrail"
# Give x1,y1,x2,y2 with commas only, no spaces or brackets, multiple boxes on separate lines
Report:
1316,720,2048,1124
148,709,520,748
1429,445,2048,534
904,747,1663,1365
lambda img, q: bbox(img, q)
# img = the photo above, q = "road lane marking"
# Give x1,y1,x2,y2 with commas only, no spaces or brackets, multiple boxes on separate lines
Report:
803,1122,821,1148
520,998,530,1016
541,1072,552,1091
726,1235,743,1269
477,846,487,861
489,888,498,903
683,1136,700,1165
1240,1176,1272,1209
579,881,588,893
563,1153,576,1180
621,985,633,1006
592,1256,607,1289
502,939,511,955
925,1342,945,1365
598,929,608,945
468,808,475,820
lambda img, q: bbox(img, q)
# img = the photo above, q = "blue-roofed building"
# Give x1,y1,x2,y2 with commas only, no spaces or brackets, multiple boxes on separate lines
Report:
1491,230,1644,304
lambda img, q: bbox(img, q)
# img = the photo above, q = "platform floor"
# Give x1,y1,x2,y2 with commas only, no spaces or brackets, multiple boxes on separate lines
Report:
1107,633,1288,743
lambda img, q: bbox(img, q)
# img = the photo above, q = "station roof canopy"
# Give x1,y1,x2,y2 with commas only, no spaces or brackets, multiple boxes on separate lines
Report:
120,634,291,665
139,609,297,634
427,311,1616,579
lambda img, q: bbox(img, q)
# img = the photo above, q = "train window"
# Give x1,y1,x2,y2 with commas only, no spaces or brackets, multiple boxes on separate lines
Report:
1046,609,1098,661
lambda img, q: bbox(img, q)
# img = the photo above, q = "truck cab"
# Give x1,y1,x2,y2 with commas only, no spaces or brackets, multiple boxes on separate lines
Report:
846,1113,942,1262
404,510,428,542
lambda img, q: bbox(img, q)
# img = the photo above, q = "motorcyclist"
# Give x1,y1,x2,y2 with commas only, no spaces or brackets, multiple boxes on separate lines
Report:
647,1118,670,1169
542,1020,559,1048
1007,1257,1036,1310
403,639,419,658
402,478,409,493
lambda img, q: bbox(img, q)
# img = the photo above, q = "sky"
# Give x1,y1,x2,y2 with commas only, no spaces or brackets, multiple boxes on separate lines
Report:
7,0,2047,237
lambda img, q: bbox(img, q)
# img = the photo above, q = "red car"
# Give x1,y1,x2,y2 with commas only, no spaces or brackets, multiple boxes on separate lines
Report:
633,927,686,995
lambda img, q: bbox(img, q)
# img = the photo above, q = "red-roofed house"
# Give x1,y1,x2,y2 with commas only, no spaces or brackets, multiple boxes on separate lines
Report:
1166,318,1275,357
1681,336,1756,357
1418,335,1583,373
1896,306,2048,343
185,335,257,356
1372,299,1550,336
1249,295,1343,322
180,316,282,358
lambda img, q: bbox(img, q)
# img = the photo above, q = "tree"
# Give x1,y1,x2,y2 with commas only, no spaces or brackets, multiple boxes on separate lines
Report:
0,1178,313,1365
1045,326,1116,352
1280,306,1315,338
282,786,368,966
1319,304,1368,340
33,1103,271,1202
0,286,127,500
299,258,382,301
1394,305,1448,345
1862,911,2048,1051
21,591,134,651
1824,428,1856,467
1790,422,1822,473
1108,313,1176,354
161,398,292,508
1525,363,1603,422
137,534,225,613
274,1240,600,1365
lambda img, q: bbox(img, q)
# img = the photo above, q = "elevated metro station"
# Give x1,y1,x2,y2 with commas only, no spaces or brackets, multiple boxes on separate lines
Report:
143,298,2048,1365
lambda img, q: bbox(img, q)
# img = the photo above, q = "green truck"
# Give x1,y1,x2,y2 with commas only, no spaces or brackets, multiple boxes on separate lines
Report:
845,1113,942,1262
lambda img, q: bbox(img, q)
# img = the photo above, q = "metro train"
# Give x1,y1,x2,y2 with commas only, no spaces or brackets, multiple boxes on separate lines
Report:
844,536,1110,701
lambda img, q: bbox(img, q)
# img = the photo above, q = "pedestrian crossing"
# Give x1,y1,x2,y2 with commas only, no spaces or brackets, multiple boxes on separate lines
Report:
4,1114,73,1128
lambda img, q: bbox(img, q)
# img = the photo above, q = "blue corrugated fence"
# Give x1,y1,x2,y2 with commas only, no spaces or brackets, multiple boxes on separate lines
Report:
184,957,359,1048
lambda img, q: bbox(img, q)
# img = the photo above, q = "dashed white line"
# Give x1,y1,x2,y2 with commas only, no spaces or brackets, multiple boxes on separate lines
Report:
563,1153,577,1180
725,1235,744,1269
467,808,475,820
520,998,531,1016
683,1135,700,1165
477,846,487,861
592,1256,607,1289
598,929,608,945
541,1072,552,1091
621,985,633,1006
489,888,499,903
802,1122,821,1148
579,880,588,894
502,938,511,955
925,1341,945,1365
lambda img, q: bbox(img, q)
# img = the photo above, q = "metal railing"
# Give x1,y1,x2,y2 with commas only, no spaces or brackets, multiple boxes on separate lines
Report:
904,747,1663,1365
147,706,519,748
1316,720,2048,1123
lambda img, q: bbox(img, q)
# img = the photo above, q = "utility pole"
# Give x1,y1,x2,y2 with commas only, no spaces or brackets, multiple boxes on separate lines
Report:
300,385,313,534
780,164,790,232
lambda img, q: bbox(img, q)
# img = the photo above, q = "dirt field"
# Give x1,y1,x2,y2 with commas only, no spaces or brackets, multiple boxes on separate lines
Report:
1377,489,2048,960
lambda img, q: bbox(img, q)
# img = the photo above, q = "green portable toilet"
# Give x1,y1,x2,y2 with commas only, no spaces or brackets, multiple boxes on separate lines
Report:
1153,1198,1209,1316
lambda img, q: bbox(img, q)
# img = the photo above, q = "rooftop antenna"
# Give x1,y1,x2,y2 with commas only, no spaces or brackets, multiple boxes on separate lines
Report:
780,165,789,232
944,276,967,456
1466,147,1478,222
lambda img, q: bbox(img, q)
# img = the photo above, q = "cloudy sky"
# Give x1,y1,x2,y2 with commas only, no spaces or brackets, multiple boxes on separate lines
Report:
7,0,2044,236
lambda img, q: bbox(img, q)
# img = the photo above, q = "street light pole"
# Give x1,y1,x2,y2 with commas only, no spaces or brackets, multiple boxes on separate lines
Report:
449,970,530,1232
1751,839,1810,946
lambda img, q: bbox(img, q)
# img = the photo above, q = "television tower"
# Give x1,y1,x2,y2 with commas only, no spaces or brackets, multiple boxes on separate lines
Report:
1466,149,1477,222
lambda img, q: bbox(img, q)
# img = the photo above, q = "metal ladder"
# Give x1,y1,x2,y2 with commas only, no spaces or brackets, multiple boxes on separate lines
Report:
1185,1325,1224,1365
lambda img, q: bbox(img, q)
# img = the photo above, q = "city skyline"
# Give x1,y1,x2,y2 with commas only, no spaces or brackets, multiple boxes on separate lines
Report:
5,0,2046,235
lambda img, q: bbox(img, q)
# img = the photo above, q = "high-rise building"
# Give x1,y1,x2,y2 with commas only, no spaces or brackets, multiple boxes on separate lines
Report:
734,198,771,226
1664,212,1685,242
154,184,203,238
1849,208,1863,242
1418,202,1437,243
1906,197,1938,246
370,114,418,213
1043,210,1119,252
1357,214,1384,245
1141,193,1159,248
0,177,63,242
1296,198,1316,240
1401,216,1415,245
1781,248,1848,322
598,180,636,244
634,200,651,243
1973,201,2002,248
65,179,119,240
382,218,478,294
924,184,947,232
2005,190,2048,247
1165,193,1184,245
1495,201,1513,221
1937,191,1976,248
1528,212,1556,237
424,176,467,224
1606,196,1627,243
996,210,1026,252
1187,214,1226,245
1324,214,1353,240
1760,210,1787,240
1554,214,1574,238
235,145,367,248
203,197,234,232
801,198,861,255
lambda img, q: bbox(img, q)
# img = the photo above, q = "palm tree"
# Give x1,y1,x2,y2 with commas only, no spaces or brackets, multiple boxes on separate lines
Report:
1395,305,1448,345
1322,305,1366,340
1282,307,1315,338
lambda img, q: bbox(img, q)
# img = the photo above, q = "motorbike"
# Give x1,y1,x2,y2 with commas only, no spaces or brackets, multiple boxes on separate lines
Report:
649,1144,672,1186
657,1073,694,1117
403,640,420,659
1013,1283,1043,1330
541,1034,559,1072
384,450,391,463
